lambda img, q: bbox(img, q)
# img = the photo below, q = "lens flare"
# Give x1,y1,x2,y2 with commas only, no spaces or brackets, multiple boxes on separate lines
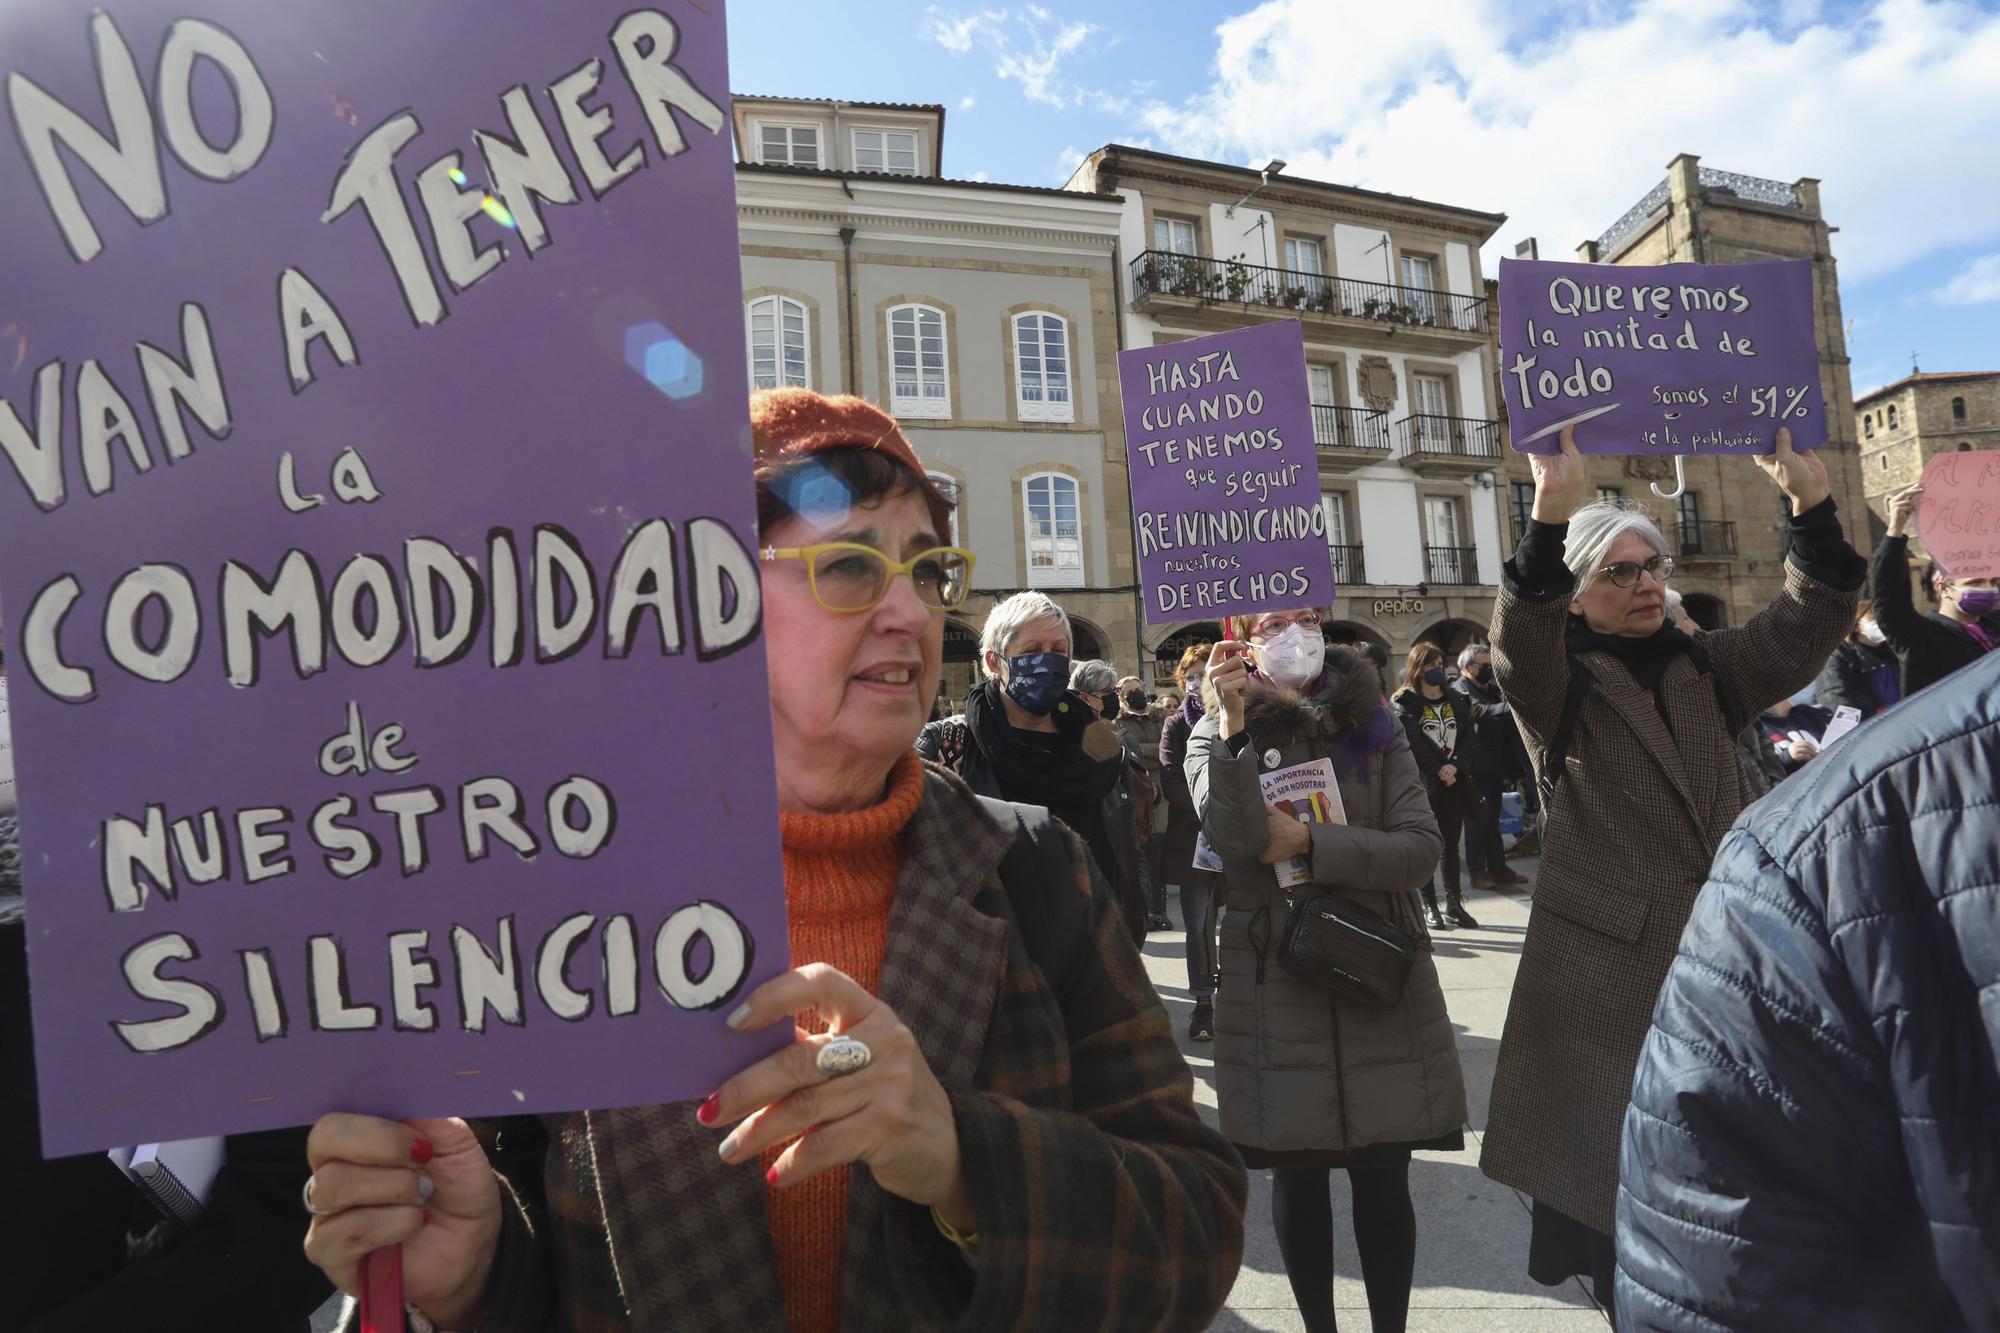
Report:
621,321,704,400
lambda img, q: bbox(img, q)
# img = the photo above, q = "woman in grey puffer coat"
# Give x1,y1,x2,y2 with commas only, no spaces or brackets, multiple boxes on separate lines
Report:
1187,609,1466,1333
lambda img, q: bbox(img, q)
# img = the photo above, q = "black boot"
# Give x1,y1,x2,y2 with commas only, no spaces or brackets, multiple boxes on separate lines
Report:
1188,998,1214,1041
1447,883,1481,929
1424,883,1450,930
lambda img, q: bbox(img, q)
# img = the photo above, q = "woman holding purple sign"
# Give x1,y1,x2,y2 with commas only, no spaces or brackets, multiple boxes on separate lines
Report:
299,389,1246,1332
1186,609,1464,1333
1478,425,1862,1315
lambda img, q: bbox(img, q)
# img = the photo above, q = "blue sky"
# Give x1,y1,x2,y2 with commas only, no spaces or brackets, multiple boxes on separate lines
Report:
728,0,2000,401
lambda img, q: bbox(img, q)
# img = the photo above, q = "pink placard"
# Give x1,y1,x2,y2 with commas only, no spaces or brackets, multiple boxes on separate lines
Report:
1915,450,2000,581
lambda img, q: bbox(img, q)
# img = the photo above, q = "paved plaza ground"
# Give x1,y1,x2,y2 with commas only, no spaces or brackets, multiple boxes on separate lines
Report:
1141,859,1612,1331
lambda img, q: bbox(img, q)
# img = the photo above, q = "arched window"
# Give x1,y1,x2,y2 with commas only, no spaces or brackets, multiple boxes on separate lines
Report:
1953,396,1967,421
745,295,808,390
1863,415,1873,438
1022,471,1083,588
925,470,962,547
1887,404,1898,429
1012,312,1074,422
887,304,950,418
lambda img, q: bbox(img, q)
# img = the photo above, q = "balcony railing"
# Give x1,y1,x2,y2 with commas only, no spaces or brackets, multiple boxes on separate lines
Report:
1128,250,1488,333
1312,403,1392,451
1396,414,1502,462
1329,543,1366,585
1425,545,1479,585
1677,519,1738,557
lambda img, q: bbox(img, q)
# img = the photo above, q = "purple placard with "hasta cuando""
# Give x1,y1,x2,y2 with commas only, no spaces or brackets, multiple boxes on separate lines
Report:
1119,321,1334,625
0,0,790,1156
1499,257,1824,456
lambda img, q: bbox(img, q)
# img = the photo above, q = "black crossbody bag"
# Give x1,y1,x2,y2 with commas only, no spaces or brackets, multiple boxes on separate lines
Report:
1274,891,1417,1009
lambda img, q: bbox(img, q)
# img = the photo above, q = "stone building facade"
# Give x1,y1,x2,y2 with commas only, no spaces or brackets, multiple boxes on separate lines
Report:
731,98,1140,707
1501,153,1872,632
1855,370,2000,502
1069,145,1511,690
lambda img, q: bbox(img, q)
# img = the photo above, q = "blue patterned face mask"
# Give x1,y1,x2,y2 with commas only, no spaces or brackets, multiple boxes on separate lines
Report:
1003,651,1070,716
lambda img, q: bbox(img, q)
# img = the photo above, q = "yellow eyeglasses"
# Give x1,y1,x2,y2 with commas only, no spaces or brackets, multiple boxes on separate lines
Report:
760,542,976,613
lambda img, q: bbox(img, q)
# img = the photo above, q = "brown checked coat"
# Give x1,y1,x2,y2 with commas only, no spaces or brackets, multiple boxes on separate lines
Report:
348,764,1246,1332
1479,556,1859,1237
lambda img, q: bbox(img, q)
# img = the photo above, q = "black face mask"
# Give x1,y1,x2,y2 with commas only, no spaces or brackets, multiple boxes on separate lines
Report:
1474,665,1493,684
1123,690,1147,712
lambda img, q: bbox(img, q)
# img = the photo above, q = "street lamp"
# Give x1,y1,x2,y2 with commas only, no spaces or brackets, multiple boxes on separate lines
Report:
1225,158,1288,216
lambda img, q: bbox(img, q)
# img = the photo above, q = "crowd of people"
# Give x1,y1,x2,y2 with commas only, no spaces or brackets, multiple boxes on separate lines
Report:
3,388,1994,1331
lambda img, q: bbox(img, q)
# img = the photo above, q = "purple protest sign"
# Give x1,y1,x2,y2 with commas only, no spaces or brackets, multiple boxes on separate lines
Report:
1499,258,1824,456
0,1,790,1157
1119,322,1333,625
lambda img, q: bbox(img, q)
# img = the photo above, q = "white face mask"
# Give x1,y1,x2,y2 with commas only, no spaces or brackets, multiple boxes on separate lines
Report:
1858,618,1885,646
1255,622,1326,688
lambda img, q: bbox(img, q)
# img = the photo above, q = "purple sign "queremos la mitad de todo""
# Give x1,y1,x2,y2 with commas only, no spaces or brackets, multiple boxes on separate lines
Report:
1499,257,1825,456
0,0,790,1156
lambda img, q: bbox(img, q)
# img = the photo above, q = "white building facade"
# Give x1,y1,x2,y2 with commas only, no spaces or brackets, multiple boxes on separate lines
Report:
732,99,1141,704
1071,146,1512,681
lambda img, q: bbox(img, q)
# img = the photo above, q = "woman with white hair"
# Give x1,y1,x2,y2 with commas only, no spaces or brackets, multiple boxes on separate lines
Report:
918,593,1145,940
1478,426,1864,1315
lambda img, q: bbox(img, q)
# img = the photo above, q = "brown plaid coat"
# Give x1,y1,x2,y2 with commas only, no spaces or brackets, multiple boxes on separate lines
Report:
352,763,1245,1331
1479,557,1859,1236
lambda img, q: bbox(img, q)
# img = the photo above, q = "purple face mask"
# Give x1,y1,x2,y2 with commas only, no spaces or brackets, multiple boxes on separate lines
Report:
1957,585,2000,617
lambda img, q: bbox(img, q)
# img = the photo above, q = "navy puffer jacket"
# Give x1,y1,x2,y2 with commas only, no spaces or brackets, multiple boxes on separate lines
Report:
1616,651,2000,1331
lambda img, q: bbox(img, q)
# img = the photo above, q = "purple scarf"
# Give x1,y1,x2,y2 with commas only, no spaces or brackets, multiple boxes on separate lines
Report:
1324,688,1400,788
1201,666,1399,786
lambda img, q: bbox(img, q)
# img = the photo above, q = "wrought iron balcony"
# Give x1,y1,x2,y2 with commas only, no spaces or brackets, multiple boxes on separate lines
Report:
1329,543,1367,585
1424,545,1479,585
1312,403,1392,452
1396,414,1502,463
1677,519,1738,558
1127,250,1488,334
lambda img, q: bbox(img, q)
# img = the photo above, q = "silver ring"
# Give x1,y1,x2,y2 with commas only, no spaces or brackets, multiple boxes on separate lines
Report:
302,1174,335,1217
815,1035,872,1078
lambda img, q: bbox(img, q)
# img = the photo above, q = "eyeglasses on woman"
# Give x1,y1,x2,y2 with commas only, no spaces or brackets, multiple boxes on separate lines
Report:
760,542,976,612
1594,554,1675,589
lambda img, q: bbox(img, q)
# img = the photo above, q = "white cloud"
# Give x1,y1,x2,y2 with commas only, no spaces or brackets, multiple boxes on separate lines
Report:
1926,252,2000,305
968,169,992,182
960,94,976,110
1116,0,2000,283
922,8,1001,54
923,5,1102,108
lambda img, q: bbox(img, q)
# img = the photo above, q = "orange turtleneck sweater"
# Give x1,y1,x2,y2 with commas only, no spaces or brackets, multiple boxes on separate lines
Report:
763,750,925,1333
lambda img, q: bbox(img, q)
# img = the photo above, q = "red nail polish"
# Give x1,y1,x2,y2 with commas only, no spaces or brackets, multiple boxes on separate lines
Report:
410,1138,434,1166
765,1166,780,1186
421,1208,432,1226
697,1093,720,1125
